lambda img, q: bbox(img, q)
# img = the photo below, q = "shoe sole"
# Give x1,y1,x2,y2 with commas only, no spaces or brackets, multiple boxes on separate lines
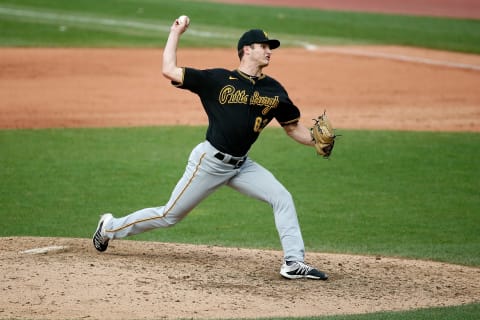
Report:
92,214,111,252
280,271,329,281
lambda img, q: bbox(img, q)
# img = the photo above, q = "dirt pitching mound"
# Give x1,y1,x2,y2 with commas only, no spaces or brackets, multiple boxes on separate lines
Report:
1,237,479,319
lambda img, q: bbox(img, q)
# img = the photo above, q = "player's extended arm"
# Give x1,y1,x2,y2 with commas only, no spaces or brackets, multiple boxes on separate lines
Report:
283,122,315,147
162,16,190,83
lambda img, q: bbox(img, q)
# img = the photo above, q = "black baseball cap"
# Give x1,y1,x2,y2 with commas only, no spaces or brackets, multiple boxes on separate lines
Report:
237,29,280,51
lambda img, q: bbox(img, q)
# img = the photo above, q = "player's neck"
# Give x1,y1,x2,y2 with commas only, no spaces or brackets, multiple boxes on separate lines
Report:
238,62,263,78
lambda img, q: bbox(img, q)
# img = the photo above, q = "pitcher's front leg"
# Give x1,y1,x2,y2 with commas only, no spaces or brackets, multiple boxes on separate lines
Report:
228,160,305,262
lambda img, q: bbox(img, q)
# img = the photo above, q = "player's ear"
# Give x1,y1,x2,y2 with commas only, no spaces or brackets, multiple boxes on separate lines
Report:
238,45,249,60
244,44,254,55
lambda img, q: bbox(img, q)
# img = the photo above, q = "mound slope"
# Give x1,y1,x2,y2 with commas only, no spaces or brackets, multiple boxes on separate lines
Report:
1,237,479,319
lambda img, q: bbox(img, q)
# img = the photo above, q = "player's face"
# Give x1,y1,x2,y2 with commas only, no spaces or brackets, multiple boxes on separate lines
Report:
250,43,272,67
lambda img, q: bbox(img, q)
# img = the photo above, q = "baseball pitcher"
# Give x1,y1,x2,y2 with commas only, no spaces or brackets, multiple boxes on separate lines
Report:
93,15,335,280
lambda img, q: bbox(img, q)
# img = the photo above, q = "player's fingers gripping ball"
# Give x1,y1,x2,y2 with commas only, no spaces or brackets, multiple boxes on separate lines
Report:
176,15,190,27
311,111,337,158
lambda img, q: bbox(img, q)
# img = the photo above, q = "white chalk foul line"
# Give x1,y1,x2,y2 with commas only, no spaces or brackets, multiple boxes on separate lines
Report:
0,6,167,31
0,6,232,39
297,43,480,72
21,245,68,255
2,6,478,72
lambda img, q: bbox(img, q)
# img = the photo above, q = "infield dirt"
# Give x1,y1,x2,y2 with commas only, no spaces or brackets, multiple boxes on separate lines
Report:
1,46,480,131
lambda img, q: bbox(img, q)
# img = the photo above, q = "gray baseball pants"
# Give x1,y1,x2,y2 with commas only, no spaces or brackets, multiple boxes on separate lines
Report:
103,140,305,262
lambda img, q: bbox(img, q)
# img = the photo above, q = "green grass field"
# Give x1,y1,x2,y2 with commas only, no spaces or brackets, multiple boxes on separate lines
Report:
1,127,479,266
309,303,480,320
0,0,479,319
1,0,480,52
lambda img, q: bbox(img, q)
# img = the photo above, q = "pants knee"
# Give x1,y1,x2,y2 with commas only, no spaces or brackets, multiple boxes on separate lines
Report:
271,188,294,210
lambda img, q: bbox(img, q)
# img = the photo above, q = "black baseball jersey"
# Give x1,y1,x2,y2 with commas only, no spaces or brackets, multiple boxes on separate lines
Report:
173,68,300,156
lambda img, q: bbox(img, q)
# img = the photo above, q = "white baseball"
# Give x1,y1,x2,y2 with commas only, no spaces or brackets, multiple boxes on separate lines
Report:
177,15,189,26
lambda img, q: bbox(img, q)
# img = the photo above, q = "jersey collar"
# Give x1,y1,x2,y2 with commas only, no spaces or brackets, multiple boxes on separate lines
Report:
235,69,266,84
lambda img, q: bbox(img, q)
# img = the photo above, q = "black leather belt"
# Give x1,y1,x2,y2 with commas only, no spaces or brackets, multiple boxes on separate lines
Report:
214,152,246,168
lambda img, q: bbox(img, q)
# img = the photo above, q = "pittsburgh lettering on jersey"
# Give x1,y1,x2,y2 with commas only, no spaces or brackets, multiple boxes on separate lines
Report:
219,85,279,115
250,91,279,115
219,85,249,104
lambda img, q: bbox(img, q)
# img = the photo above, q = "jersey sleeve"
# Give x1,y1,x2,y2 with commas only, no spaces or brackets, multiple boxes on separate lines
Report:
171,67,207,94
275,93,301,126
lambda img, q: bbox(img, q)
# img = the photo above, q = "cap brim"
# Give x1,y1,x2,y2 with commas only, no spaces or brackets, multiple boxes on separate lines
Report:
265,39,280,49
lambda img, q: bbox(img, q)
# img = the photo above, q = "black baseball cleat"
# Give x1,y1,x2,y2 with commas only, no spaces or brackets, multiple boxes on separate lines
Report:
92,213,113,252
280,261,329,280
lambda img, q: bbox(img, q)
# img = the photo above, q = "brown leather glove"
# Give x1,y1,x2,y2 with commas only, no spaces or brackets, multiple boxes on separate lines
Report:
311,112,336,158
